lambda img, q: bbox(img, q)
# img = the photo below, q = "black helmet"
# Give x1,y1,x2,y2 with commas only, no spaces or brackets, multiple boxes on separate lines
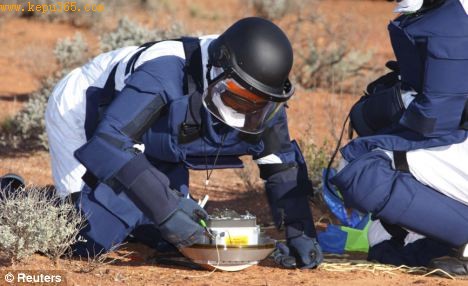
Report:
203,17,294,134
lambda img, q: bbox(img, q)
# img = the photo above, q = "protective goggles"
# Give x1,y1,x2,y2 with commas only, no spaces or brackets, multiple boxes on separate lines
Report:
203,74,292,134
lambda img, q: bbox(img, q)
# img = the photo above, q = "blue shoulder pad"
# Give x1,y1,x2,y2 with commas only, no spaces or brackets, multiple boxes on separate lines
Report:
125,56,186,103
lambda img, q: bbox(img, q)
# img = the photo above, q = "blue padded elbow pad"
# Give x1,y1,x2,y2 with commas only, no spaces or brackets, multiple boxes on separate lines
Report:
74,134,135,180
114,153,180,225
103,83,166,141
75,137,180,225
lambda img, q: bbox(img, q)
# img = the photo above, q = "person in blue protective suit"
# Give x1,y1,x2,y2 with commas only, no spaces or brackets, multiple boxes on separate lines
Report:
45,17,323,269
330,0,468,275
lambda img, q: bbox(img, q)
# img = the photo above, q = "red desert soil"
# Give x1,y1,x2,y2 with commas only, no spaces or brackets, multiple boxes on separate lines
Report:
0,1,466,285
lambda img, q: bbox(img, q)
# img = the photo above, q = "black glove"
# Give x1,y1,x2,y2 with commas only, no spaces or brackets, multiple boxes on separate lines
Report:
273,235,323,269
174,191,208,222
350,82,405,137
158,192,208,249
366,61,400,95
273,223,323,269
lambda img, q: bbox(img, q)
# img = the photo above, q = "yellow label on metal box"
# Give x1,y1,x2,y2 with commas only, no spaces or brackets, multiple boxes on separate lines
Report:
225,235,249,246
210,226,260,246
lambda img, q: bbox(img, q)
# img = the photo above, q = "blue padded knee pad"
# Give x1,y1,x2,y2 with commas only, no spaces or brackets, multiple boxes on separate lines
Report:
73,185,147,257
331,151,468,247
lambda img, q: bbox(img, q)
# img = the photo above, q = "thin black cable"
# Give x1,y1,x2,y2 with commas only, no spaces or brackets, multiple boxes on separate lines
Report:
203,132,228,190
323,112,351,200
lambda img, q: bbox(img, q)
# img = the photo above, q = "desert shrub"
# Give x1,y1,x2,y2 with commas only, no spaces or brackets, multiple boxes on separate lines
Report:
261,0,375,93
0,186,85,263
9,78,54,149
0,77,56,150
188,4,220,20
54,33,89,73
249,0,292,20
139,0,174,11
0,18,185,151
76,243,130,273
234,157,263,193
0,33,88,151
298,139,332,191
100,17,185,52
296,42,373,92
297,138,335,215
99,18,154,52
234,140,332,193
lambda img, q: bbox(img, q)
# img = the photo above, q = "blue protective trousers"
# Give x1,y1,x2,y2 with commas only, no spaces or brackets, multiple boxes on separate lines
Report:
331,150,468,247
72,185,155,256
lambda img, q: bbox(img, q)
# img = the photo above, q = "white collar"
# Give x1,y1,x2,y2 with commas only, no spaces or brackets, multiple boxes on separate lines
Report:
199,35,219,89
394,0,424,13
459,0,468,14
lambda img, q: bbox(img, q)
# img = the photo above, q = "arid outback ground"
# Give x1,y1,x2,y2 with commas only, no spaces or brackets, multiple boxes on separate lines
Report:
0,0,466,285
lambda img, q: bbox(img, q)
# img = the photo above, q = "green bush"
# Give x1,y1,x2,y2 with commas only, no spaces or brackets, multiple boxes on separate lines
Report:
100,17,184,52
0,33,88,151
249,0,293,20
54,32,89,73
10,77,54,149
295,40,373,92
297,138,335,216
298,139,332,191
0,186,85,263
1,18,183,151
234,157,263,193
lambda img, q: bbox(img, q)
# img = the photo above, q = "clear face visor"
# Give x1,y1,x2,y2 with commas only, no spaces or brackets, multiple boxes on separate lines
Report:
203,78,284,134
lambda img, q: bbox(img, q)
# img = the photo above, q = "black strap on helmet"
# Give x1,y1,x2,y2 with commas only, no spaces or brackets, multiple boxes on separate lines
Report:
182,37,203,95
178,37,204,144
84,63,119,140
125,41,160,76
